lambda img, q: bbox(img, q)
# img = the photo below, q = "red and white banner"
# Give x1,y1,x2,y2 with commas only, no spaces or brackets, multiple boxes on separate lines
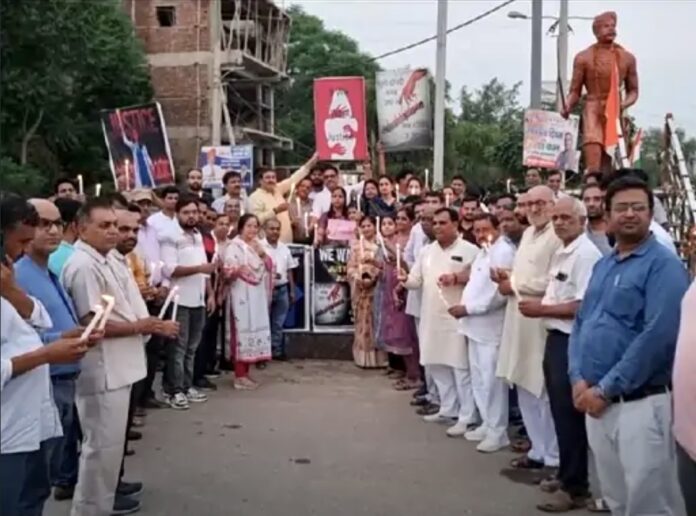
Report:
313,77,368,161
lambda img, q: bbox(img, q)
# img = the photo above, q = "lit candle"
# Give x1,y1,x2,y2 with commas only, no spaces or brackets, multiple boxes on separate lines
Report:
80,305,104,340
97,295,115,331
313,223,319,246
124,160,130,191
424,168,430,190
357,193,361,213
95,183,102,197
445,193,450,208
77,174,84,195
396,242,401,272
158,286,179,318
170,295,179,321
506,178,512,194
304,212,309,237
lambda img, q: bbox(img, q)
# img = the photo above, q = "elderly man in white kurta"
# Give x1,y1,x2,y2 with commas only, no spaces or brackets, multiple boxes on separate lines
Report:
496,185,562,469
400,208,479,436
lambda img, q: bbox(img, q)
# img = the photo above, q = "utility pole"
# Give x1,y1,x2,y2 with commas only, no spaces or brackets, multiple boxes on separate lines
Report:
210,0,222,146
530,0,543,108
556,0,569,111
433,0,448,188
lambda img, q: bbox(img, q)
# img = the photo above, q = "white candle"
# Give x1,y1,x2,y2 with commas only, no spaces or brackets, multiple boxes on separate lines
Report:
357,193,361,213
425,168,430,190
97,295,115,331
445,193,450,208
95,183,102,197
396,242,401,272
158,286,179,318
124,160,130,191
313,223,319,245
170,295,179,321
506,178,512,194
295,197,301,217
80,305,104,341
77,174,84,195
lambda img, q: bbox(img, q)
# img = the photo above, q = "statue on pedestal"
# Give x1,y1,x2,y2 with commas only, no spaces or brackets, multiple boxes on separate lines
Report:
561,12,639,174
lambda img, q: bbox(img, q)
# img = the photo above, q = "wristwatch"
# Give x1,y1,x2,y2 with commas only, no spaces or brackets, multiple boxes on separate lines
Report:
592,385,608,401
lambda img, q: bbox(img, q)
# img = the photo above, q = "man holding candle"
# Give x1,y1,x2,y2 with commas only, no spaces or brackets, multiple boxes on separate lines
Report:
496,185,562,473
289,177,314,244
160,195,217,410
398,208,479,435
61,198,178,515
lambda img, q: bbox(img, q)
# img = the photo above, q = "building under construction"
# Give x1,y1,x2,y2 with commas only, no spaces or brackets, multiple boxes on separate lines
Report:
123,0,292,176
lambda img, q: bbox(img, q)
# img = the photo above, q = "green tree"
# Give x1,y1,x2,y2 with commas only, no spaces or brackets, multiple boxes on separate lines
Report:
275,5,381,165
0,0,152,195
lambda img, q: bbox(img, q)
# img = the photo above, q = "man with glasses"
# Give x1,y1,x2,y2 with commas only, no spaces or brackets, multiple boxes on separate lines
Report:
569,176,689,514
212,171,250,215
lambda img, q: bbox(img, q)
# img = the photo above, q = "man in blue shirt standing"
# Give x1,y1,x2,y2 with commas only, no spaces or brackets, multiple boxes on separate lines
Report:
569,176,689,515
14,199,93,502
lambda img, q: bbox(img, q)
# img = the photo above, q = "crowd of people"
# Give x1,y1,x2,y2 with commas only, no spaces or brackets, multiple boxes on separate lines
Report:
0,155,694,516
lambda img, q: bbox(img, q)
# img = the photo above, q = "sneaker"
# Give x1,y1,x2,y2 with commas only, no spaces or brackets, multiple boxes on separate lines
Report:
186,387,208,403
476,435,510,453
194,377,218,391
168,392,189,410
112,494,141,515
54,485,75,501
116,481,143,498
464,425,488,442
446,420,470,437
423,413,457,424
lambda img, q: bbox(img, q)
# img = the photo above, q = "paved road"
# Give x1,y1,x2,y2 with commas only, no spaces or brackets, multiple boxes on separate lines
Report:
46,360,593,516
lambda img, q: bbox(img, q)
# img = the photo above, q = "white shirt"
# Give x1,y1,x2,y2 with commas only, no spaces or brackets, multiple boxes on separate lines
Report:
147,211,180,241
211,192,250,215
262,239,297,286
160,226,207,308
458,237,516,344
1,298,62,453
649,220,677,255
404,222,427,267
542,233,601,334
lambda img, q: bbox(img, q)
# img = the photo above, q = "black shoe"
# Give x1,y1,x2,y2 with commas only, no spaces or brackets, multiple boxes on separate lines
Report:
412,385,427,398
125,448,135,457
194,377,218,391
141,397,169,409
117,481,143,498
416,403,440,416
112,494,141,515
127,430,142,441
54,485,75,501
410,396,429,407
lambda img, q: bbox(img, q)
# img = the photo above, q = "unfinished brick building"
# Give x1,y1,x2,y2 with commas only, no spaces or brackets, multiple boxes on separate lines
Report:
123,0,292,177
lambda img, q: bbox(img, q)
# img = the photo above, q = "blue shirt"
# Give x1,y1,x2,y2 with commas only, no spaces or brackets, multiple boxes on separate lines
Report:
568,235,690,398
48,241,75,278
14,256,80,376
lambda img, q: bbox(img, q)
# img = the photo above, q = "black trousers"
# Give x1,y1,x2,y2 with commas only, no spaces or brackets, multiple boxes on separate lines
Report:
543,330,589,496
193,310,220,382
677,442,696,516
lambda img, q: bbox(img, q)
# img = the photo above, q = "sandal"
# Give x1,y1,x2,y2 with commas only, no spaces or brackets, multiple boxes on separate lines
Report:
510,438,531,453
539,475,561,493
537,490,590,513
587,498,610,513
509,456,545,470
393,379,422,391
234,377,258,390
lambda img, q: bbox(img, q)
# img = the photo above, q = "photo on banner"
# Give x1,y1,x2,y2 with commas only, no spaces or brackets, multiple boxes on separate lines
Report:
376,68,433,151
312,245,353,330
313,76,368,161
197,144,254,191
100,102,175,191
523,109,580,172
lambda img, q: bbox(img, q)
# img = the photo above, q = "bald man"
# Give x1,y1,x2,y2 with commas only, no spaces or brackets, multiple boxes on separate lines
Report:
13,199,87,499
518,197,602,510
496,186,562,471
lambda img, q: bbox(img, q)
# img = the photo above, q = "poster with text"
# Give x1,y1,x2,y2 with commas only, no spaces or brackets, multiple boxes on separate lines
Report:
284,244,310,331
523,109,580,171
312,245,353,329
376,68,432,151
197,144,254,191
100,102,175,190
313,77,368,161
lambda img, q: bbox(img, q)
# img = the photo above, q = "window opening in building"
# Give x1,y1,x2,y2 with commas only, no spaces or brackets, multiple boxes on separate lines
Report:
156,6,176,27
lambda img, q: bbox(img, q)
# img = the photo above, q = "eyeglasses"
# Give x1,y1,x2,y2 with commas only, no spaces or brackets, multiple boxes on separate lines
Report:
612,203,649,214
38,218,62,230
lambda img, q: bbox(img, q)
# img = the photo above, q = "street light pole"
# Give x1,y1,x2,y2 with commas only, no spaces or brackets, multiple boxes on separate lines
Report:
557,0,569,111
530,0,543,108
433,0,448,188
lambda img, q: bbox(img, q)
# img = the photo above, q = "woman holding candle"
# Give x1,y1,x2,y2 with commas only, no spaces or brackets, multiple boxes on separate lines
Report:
346,216,388,369
317,187,353,247
373,214,420,388
222,214,273,389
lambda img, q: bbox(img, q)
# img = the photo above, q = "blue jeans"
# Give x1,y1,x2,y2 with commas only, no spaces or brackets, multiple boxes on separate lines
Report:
0,441,52,516
50,375,80,488
165,306,206,394
270,284,290,357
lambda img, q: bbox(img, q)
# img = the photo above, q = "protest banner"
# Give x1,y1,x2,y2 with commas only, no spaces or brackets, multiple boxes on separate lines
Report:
376,68,432,151
313,77,368,161
523,109,580,171
100,102,175,190
326,219,356,243
312,245,353,330
197,144,254,191
284,244,311,332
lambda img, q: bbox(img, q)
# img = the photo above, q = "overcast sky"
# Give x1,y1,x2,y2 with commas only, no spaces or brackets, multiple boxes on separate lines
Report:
290,0,696,135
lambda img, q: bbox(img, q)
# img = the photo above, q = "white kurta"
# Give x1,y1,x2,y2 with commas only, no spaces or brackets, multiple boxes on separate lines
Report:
405,237,479,368
496,224,561,397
